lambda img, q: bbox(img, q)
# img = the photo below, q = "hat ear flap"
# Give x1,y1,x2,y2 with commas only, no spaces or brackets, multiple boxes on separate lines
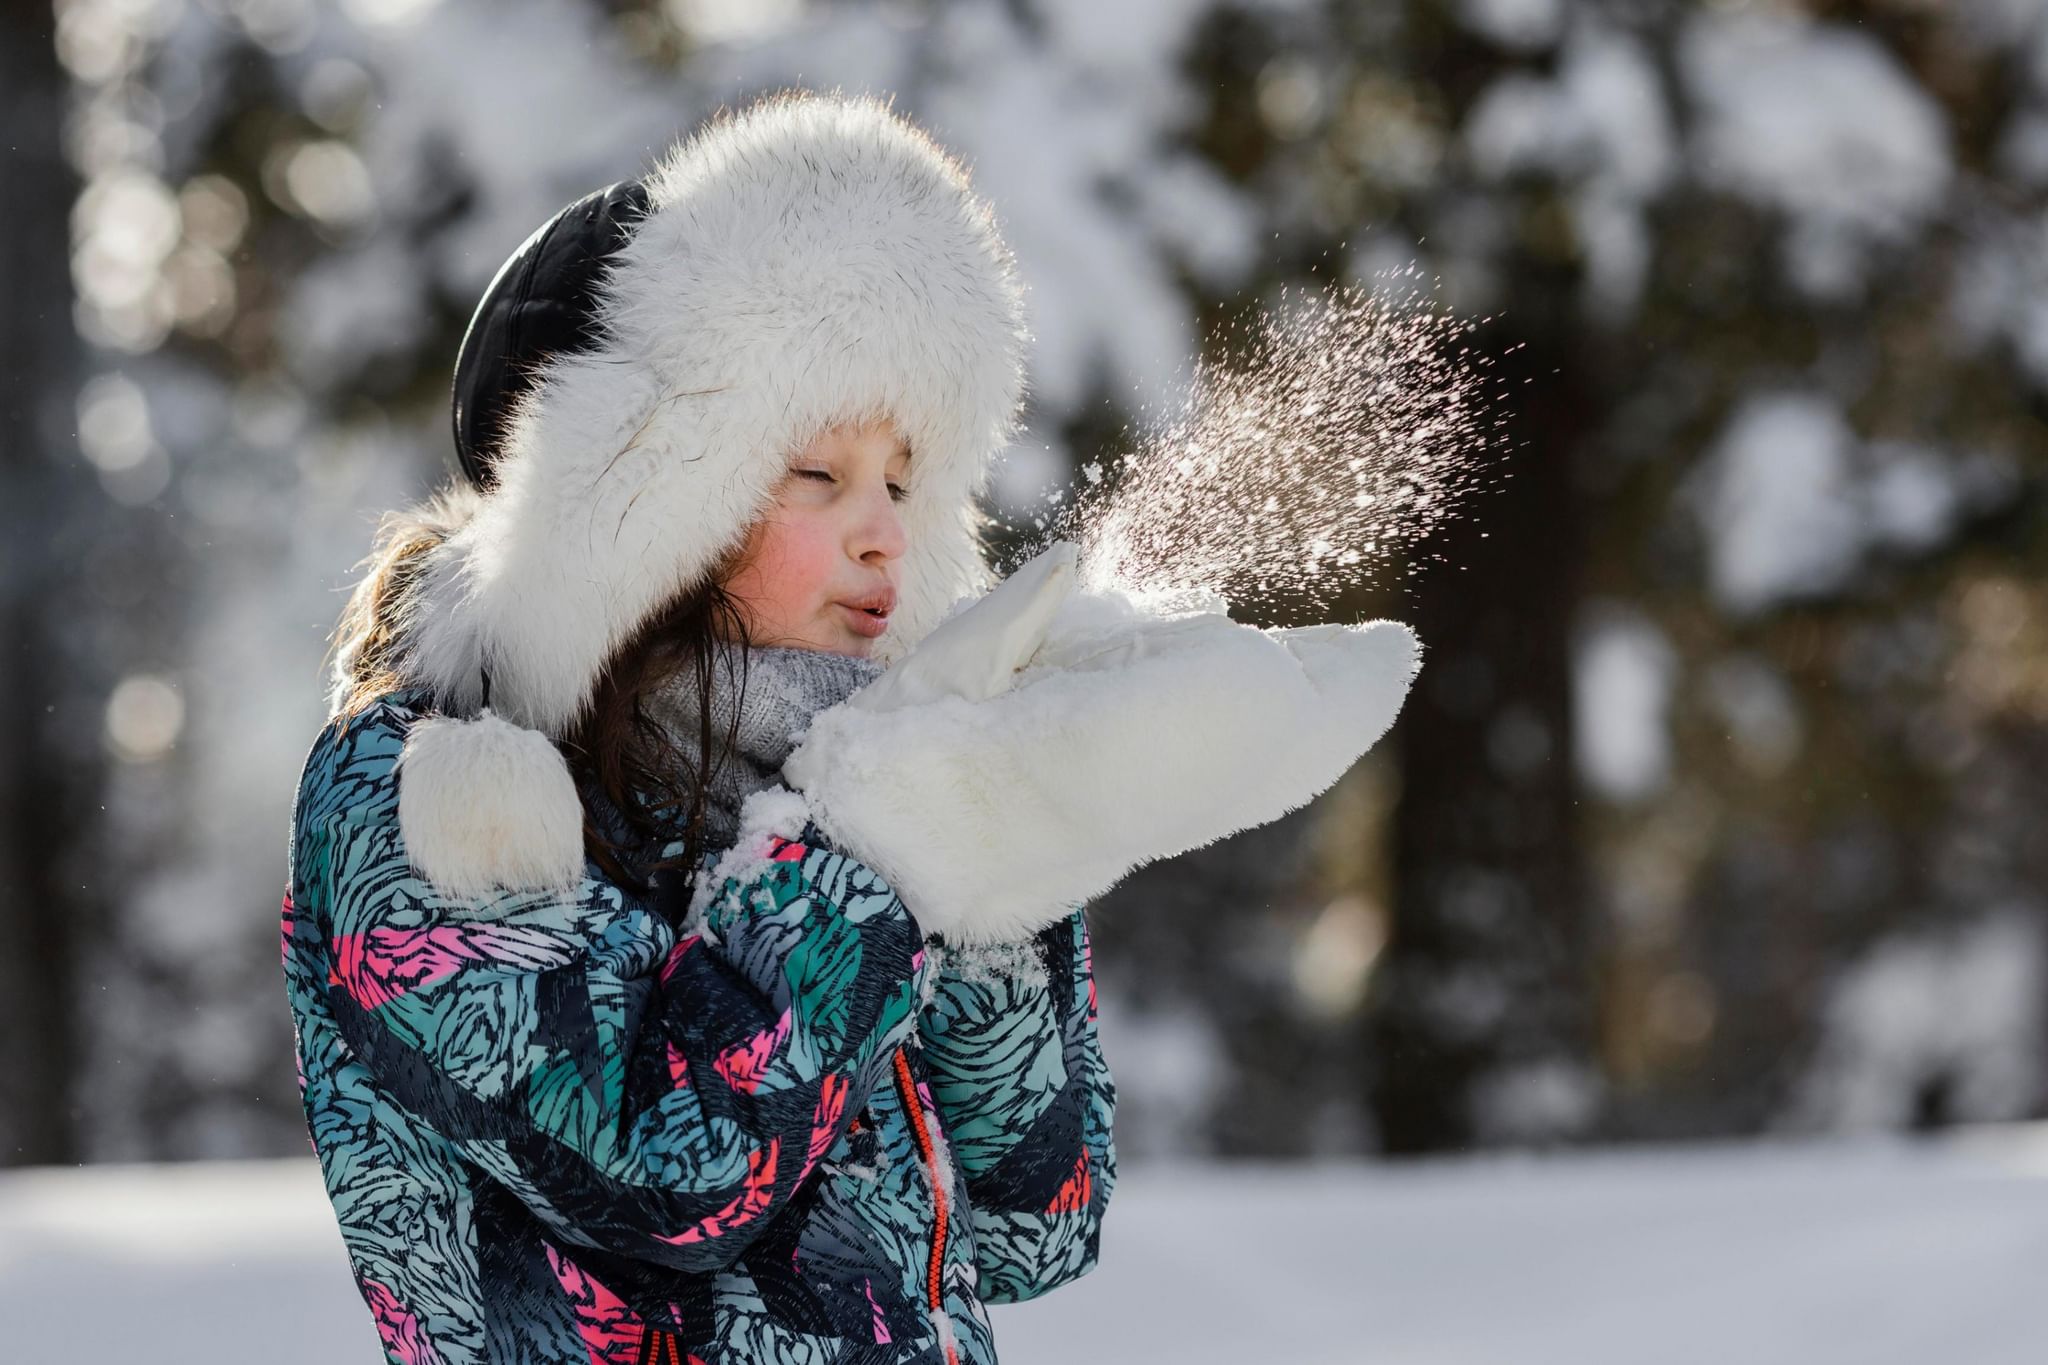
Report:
395,710,587,897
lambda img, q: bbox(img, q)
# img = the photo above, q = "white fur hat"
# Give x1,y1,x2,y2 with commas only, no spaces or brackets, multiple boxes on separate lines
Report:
378,89,1030,895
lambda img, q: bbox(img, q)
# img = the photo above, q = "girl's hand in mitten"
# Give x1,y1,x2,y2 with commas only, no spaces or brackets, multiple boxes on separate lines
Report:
849,540,1078,712
783,553,1423,947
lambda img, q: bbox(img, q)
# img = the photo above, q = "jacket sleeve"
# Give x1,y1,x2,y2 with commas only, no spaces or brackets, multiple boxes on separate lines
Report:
917,906,1118,1303
293,701,926,1276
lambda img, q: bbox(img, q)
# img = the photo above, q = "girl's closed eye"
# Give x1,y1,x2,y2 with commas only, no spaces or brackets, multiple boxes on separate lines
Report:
796,468,910,502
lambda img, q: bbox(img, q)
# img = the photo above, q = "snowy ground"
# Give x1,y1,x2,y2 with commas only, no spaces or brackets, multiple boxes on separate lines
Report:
3,1128,2041,1363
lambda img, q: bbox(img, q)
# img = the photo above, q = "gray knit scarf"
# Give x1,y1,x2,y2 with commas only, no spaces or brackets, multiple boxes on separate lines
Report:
642,643,886,849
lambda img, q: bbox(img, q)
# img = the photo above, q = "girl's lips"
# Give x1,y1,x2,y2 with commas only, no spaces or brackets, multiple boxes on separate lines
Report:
837,602,891,638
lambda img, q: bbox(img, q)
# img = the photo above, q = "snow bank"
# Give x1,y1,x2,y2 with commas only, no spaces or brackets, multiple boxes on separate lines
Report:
4,1131,2044,1363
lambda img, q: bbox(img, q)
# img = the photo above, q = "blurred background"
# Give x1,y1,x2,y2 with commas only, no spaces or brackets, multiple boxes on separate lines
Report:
2,0,2045,1359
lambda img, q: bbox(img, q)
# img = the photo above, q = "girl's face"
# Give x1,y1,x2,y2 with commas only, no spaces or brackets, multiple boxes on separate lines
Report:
720,414,911,657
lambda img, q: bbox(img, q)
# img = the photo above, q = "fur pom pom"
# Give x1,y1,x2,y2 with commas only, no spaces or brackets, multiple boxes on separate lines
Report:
395,710,585,897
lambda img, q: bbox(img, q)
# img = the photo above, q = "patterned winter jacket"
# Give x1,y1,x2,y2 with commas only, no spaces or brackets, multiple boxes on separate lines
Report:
282,689,1116,1364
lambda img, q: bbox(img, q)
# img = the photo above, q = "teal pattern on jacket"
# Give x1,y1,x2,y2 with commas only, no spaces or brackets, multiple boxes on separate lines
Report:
282,692,1116,1364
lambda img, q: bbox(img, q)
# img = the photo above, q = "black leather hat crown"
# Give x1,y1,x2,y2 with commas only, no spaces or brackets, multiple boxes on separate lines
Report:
450,179,652,490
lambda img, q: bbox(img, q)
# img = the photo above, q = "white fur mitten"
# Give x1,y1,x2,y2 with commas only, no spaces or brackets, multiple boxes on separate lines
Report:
783,555,1423,946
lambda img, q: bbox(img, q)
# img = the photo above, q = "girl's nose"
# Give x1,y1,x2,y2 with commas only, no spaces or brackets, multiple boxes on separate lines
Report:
856,485,908,565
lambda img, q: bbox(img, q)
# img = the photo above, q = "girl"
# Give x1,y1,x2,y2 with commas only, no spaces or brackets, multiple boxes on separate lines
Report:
286,90,1418,1365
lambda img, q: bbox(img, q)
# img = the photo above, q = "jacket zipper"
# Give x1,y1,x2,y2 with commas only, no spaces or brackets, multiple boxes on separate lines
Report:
636,1327,688,1365
891,1045,960,1365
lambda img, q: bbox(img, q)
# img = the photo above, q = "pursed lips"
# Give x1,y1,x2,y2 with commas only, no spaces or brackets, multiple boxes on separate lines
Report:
834,587,895,636
836,586,897,616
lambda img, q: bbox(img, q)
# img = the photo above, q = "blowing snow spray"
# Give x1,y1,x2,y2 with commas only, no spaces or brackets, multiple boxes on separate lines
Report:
1014,270,1520,613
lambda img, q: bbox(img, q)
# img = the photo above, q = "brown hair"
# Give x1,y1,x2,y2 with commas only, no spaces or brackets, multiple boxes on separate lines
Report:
324,482,755,898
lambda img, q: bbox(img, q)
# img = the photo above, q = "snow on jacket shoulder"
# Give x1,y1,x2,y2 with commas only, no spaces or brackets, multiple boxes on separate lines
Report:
284,690,1110,1365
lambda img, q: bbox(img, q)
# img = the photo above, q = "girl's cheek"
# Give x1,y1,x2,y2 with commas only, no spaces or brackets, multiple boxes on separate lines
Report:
769,514,841,603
